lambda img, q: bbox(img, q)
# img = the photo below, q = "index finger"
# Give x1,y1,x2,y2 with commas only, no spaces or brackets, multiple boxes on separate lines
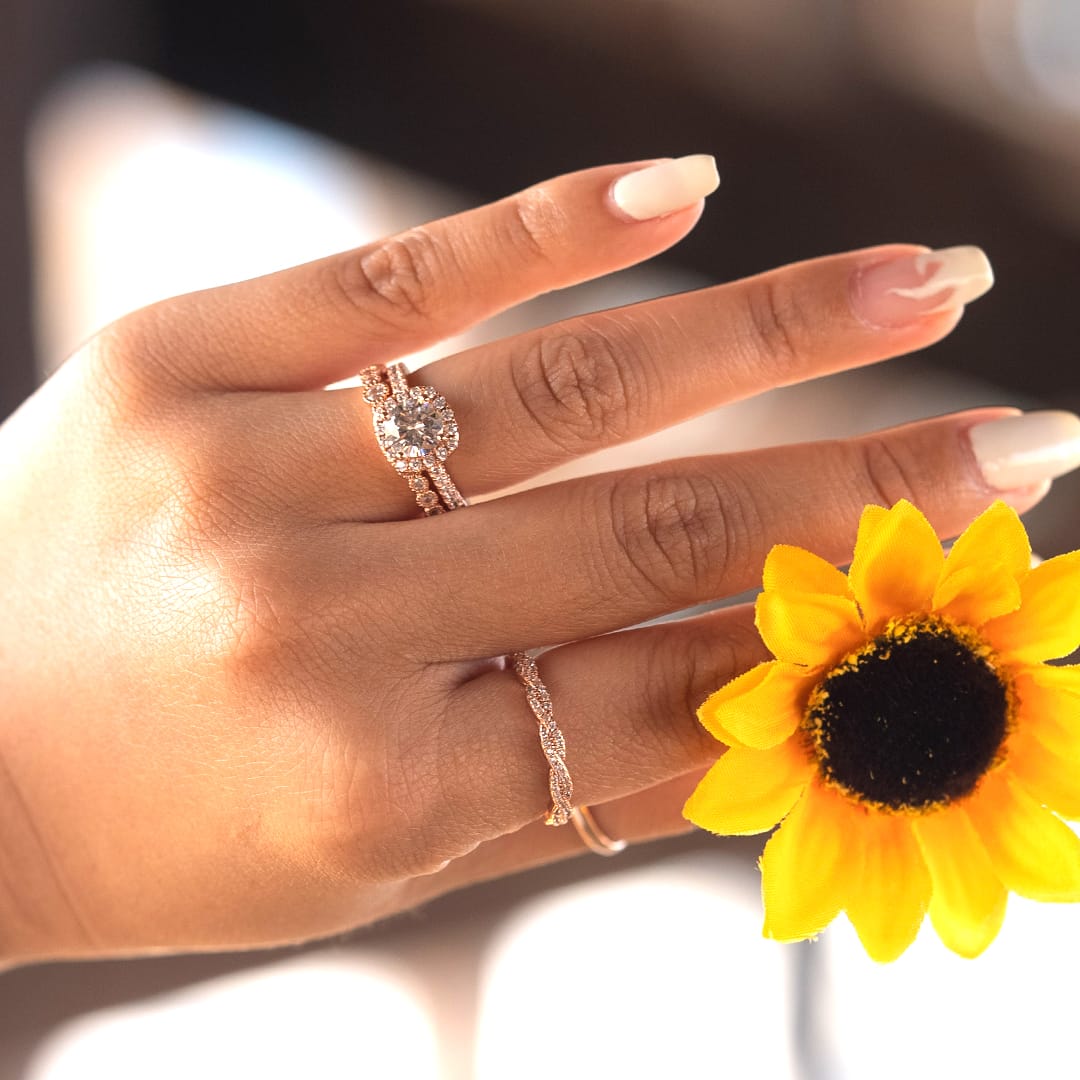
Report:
117,156,720,393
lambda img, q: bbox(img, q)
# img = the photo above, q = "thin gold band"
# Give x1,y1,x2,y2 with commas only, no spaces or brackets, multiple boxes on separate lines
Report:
571,805,628,856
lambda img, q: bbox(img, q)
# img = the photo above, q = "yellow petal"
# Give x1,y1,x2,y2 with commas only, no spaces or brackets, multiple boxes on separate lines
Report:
755,590,864,669
854,503,889,540
1007,732,1080,820
696,661,810,749
761,782,860,942
1014,670,1080,759
913,806,1007,959
848,500,944,634
940,500,1031,584
966,770,1080,901
763,544,851,597
932,561,1022,628
1028,662,1080,697
683,740,813,836
845,813,931,962
982,551,1080,663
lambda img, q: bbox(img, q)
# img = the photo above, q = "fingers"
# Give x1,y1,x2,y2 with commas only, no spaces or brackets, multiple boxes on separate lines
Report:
282,243,991,523
402,771,709,910
424,243,990,497
406,408,1054,657
424,604,766,847
116,158,718,393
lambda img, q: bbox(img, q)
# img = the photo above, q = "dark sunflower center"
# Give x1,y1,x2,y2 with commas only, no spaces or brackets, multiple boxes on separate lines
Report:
805,617,1009,811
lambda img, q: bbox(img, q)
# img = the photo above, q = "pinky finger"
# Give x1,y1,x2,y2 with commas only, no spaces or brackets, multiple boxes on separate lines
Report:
403,771,710,908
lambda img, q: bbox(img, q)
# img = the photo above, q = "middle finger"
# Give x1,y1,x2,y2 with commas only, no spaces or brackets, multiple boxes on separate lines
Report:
298,244,992,522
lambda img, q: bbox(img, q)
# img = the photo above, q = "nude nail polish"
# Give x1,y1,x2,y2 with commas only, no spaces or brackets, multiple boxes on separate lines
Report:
610,155,720,221
853,246,994,328
969,411,1080,491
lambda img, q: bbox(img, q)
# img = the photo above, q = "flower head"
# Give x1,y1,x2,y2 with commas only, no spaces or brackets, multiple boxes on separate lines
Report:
684,500,1080,961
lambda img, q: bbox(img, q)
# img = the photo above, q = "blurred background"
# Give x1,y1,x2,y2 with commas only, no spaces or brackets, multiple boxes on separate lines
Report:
3,1,1080,1077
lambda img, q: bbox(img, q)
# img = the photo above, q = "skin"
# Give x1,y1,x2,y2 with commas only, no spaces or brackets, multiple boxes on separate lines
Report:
0,161,1042,967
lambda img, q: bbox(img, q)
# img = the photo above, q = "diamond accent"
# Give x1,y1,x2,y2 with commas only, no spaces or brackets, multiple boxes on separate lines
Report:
387,364,409,396
428,463,468,510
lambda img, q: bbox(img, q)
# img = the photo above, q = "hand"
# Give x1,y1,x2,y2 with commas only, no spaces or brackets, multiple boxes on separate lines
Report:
0,156,1053,965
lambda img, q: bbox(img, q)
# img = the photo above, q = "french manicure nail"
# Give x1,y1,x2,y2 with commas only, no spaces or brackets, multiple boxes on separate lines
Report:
610,155,720,221
853,246,994,328
969,411,1080,491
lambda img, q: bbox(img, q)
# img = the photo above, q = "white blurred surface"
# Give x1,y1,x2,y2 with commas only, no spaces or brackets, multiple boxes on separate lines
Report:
25,954,442,1080
475,856,791,1080
820,898,1080,1080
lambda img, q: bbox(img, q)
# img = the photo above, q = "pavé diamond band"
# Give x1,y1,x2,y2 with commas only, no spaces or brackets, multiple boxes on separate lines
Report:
360,362,467,514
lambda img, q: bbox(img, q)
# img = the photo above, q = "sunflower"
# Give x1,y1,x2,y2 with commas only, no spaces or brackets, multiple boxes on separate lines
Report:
684,499,1080,961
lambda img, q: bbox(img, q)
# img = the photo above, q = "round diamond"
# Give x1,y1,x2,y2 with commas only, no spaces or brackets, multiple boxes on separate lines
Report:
376,391,459,461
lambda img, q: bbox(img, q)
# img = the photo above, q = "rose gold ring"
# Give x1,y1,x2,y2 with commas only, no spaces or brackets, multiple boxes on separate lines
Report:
361,368,575,828
360,362,467,514
571,805,628,856
512,653,573,826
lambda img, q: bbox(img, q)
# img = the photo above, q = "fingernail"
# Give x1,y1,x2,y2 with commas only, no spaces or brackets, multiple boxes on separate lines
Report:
610,155,720,220
969,411,1080,490
853,246,994,328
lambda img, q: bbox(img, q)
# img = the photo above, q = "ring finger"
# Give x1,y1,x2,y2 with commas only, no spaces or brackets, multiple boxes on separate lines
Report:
291,242,990,522
382,602,767,864
401,771,712,913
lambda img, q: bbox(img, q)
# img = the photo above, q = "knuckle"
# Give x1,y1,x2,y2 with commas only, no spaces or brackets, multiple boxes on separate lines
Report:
172,449,277,551
312,710,455,882
627,617,770,772
742,274,812,372
857,436,920,509
674,627,743,723
512,322,637,454
636,631,735,764
331,226,447,325
87,305,197,400
196,553,313,686
151,497,332,681
607,469,744,603
501,184,568,264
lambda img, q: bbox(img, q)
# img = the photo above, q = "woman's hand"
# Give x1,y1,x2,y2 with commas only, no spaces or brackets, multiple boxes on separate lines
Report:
0,156,1063,966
